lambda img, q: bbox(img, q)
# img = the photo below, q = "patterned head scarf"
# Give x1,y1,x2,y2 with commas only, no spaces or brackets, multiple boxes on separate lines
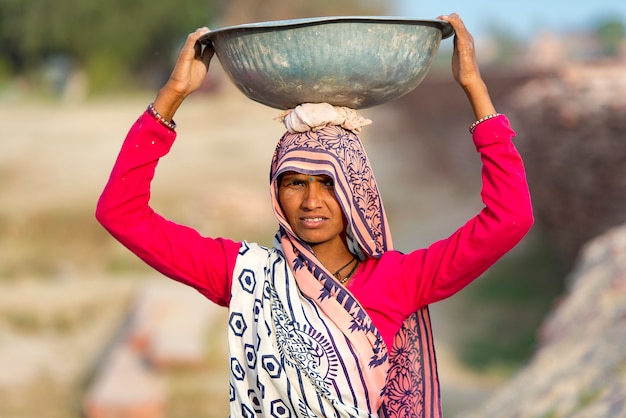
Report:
270,124,391,259
269,105,442,417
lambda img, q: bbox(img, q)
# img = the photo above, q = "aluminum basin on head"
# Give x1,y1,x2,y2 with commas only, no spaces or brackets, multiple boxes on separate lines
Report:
200,16,453,110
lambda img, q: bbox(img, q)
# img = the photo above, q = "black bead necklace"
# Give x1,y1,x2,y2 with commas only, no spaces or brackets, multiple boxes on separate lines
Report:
333,256,359,284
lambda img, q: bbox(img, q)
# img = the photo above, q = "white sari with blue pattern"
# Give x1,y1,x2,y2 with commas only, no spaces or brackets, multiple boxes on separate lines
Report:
228,241,382,418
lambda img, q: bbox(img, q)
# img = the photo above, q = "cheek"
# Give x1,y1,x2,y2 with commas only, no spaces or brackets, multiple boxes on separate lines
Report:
330,195,348,225
278,189,296,216
325,190,341,209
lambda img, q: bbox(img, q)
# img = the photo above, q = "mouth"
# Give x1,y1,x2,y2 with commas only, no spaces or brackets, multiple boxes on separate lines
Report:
300,216,327,227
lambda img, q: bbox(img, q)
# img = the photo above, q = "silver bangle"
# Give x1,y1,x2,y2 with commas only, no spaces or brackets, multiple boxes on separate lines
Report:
469,113,501,133
147,103,176,131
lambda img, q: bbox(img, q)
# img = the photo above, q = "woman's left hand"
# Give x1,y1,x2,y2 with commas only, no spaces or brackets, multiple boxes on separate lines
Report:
437,14,482,90
438,13,497,120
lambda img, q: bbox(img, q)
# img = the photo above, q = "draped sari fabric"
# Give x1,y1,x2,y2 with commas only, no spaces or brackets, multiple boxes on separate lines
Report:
228,240,386,417
265,125,442,417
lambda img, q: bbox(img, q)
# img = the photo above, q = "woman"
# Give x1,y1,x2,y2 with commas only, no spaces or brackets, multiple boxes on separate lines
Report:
96,13,533,417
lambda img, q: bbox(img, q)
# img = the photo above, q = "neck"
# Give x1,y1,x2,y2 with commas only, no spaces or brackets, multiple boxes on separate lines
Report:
310,241,354,275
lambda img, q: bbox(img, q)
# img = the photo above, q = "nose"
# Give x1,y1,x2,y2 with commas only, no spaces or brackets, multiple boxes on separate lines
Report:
302,182,323,209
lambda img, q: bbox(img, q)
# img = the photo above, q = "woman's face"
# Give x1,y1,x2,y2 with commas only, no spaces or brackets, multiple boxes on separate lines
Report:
278,171,347,251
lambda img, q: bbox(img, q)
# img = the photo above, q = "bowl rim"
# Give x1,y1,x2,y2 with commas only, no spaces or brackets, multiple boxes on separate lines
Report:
199,16,454,44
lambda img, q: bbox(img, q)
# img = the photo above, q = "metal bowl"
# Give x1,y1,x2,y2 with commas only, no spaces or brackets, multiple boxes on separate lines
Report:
199,16,453,109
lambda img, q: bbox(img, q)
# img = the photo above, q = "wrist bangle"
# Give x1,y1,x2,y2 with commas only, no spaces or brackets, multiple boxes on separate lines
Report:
147,103,176,131
469,113,501,133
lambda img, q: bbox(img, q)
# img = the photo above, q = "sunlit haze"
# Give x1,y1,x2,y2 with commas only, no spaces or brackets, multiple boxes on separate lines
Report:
392,0,626,39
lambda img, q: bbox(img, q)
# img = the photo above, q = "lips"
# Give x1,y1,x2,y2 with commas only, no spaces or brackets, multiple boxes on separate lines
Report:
300,216,327,227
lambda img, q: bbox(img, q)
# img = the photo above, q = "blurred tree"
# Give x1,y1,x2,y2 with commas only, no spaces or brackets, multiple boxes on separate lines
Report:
593,18,625,56
0,0,389,95
0,0,215,93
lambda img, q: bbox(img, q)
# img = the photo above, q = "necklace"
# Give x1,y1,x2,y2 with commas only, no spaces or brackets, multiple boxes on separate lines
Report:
333,256,359,284
340,259,360,284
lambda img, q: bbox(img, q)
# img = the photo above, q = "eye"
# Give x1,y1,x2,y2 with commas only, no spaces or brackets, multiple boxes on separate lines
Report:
318,175,334,188
280,175,306,188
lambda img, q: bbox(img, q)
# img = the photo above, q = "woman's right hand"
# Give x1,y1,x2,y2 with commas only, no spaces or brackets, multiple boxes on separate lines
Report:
153,27,215,121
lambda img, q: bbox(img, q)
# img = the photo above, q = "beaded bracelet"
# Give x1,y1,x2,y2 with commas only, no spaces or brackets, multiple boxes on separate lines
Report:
147,103,177,131
469,113,501,134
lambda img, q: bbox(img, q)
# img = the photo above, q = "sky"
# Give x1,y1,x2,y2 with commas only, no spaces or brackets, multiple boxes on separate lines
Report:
391,0,626,40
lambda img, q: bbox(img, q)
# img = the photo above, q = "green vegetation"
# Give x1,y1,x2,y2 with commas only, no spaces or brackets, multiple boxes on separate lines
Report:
0,209,127,278
576,388,603,410
594,18,626,56
0,0,216,94
4,305,98,334
456,234,567,373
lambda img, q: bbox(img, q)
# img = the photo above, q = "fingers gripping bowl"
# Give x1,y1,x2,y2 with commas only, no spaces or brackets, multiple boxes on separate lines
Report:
199,17,453,110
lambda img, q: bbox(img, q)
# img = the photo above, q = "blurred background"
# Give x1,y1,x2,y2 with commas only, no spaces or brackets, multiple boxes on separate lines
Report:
1,0,625,417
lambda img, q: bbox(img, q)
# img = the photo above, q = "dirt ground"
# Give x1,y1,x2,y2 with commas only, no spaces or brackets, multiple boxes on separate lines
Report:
0,86,503,417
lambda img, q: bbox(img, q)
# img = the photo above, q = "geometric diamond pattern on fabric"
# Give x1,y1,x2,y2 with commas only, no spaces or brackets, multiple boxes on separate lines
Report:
231,357,246,381
261,354,282,378
263,281,271,300
270,399,292,418
229,312,247,337
248,389,262,413
238,241,251,256
238,269,256,294
253,298,262,321
244,343,257,368
241,403,255,418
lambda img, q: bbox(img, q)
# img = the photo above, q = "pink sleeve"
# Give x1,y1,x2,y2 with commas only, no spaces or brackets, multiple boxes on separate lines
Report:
399,114,534,308
95,112,241,307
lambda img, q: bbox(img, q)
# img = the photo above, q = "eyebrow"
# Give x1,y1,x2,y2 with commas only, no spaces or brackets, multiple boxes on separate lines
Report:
283,173,332,180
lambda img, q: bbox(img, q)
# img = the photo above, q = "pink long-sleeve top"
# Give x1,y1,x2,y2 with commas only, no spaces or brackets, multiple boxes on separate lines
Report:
96,111,533,349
